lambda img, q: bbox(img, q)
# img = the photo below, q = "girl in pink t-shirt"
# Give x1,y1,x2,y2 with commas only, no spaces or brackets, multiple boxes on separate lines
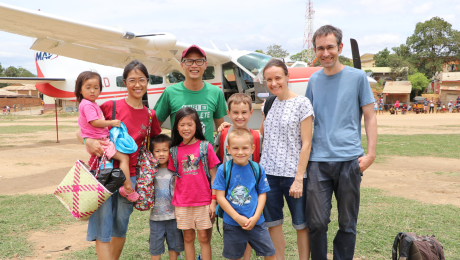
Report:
168,107,220,260
75,71,138,201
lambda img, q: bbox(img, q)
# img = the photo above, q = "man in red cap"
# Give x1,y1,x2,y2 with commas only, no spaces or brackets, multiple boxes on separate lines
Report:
154,44,227,144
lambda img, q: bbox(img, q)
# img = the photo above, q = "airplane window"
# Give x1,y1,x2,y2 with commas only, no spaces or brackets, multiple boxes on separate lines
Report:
116,76,126,87
202,66,215,80
236,52,271,77
149,75,163,85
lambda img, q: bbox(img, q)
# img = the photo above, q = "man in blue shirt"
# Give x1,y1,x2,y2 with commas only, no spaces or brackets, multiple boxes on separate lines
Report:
305,25,377,260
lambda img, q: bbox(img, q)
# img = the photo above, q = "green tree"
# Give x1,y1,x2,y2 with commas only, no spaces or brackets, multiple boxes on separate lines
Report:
405,17,460,77
0,65,35,88
18,68,35,77
388,55,415,80
266,44,289,58
255,49,265,54
0,62,5,76
339,55,354,67
374,48,391,67
5,66,20,77
290,51,305,62
409,72,431,96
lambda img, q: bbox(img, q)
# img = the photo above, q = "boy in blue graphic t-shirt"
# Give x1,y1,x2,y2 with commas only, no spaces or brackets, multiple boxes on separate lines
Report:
213,129,275,260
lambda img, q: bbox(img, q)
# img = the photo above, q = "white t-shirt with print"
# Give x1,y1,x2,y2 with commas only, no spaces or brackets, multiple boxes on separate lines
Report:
260,95,314,178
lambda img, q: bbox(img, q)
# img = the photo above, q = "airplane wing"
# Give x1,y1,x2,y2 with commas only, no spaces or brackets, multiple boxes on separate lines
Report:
0,77,65,84
0,3,230,76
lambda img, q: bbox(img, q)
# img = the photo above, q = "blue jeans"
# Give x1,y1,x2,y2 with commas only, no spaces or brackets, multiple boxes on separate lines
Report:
86,176,136,242
306,160,362,260
263,175,307,230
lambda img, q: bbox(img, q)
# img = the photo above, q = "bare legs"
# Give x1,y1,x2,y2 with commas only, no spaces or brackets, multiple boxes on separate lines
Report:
183,229,212,260
268,225,310,260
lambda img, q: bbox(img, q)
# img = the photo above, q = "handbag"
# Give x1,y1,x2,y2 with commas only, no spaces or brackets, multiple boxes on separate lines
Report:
134,108,159,211
90,153,126,193
54,160,112,221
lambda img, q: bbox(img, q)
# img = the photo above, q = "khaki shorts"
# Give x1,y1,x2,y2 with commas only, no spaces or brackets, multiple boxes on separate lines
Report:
175,205,212,230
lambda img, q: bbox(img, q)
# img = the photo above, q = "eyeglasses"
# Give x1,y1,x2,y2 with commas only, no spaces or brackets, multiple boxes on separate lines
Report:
125,77,148,86
315,44,338,53
182,59,206,66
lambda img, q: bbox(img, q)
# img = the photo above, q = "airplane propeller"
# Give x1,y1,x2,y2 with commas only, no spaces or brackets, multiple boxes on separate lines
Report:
350,38,361,70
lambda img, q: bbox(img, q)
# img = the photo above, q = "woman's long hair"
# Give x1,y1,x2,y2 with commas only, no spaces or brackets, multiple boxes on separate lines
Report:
171,107,206,147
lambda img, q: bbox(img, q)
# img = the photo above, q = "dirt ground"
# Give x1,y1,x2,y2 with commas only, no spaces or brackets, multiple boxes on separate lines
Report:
0,112,459,259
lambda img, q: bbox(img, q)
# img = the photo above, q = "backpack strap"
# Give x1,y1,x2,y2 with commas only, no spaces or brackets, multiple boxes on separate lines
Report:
194,140,211,186
219,127,230,161
248,160,261,191
250,129,260,163
170,146,181,178
392,232,415,260
263,95,276,117
224,159,233,196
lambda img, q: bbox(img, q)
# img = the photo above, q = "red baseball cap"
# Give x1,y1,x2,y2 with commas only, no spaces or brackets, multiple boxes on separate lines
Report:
181,45,206,60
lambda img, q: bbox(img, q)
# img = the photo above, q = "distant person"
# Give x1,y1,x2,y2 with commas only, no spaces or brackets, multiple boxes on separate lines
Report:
378,101,383,115
13,104,16,112
442,103,446,113
389,106,395,115
423,98,429,114
374,100,378,115
448,100,453,113
407,103,412,113
456,100,460,113
2,107,5,115
401,103,407,115
6,105,10,114
305,25,377,260
436,98,441,114
429,98,435,114
394,99,399,115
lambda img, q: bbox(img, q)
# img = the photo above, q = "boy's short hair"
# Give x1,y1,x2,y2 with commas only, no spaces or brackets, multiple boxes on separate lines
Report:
227,93,252,111
150,134,172,152
227,128,253,146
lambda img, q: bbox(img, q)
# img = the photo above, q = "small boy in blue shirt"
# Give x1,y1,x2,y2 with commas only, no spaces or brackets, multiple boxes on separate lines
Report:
213,129,275,260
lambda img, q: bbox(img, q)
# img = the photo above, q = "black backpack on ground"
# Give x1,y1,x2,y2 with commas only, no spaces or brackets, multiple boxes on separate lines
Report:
392,232,445,260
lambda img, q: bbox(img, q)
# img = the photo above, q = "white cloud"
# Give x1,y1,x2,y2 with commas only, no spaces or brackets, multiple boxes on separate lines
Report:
413,2,433,14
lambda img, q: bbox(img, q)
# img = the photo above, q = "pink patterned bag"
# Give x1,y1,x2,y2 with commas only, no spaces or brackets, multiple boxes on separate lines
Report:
134,109,159,211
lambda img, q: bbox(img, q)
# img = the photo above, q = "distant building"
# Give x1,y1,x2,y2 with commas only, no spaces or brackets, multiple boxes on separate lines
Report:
382,81,411,105
439,72,460,105
2,84,40,98
360,53,375,67
361,67,391,82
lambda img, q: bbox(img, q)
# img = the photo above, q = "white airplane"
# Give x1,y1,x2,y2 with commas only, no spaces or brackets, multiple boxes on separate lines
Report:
0,3,369,128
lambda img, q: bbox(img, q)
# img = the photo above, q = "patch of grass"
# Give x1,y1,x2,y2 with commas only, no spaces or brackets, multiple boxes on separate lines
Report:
434,171,460,177
15,163,32,166
4,189,459,259
0,195,78,259
0,145,14,148
0,125,79,134
37,140,56,144
362,134,460,159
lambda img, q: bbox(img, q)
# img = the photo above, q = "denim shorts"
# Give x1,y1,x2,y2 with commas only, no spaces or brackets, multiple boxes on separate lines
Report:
149,219,184,256
263,175,307,230
86,176,136,242
223,222,275,259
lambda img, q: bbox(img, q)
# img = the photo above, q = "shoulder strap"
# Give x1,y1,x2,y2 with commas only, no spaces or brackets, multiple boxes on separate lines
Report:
250,129,260,163
196,140,211,183
220,127,230,161
263,95,276,117
112,100,116,120
248,160,261,192
224,160,233,196
170,146,180,177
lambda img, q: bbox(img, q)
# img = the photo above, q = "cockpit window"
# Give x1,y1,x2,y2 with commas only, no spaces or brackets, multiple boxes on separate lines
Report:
236,52,272,77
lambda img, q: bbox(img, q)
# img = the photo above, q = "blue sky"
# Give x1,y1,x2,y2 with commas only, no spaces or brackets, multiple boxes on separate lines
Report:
0,0,459,73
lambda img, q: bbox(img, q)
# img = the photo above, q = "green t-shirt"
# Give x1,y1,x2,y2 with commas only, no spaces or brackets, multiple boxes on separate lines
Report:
154,82,227,144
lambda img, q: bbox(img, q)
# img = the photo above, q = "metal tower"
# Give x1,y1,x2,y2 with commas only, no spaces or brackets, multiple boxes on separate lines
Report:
302,0,315,65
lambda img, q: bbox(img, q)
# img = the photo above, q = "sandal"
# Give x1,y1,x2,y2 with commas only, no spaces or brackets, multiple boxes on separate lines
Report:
119,186,139,202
